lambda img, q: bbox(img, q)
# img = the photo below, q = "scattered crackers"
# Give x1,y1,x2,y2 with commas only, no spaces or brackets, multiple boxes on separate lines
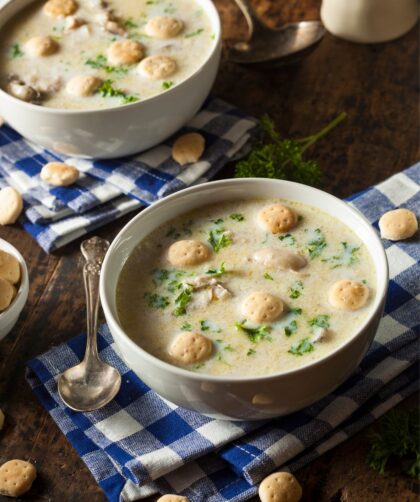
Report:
0,460,37,498
259,471,302,502
25,36,59,57
43,0,78,17
167,239,211,267
138,55,177,80
243,291,284,323
258,204,297,234
172,133,205,166
107,39,144,66
66,75,102,97
0,187,23,226
169,331,213,364
40,161,79,186
0,250,21,285
379,208,418,241
328,279,369,311
0,278,15,312
157,495,189,502
145,16,184,39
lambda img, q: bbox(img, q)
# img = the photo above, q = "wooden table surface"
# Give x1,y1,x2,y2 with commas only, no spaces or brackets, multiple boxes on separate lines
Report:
0,1,418,500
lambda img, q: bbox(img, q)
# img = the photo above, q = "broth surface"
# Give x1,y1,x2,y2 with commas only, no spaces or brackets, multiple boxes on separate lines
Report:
116,199,376,377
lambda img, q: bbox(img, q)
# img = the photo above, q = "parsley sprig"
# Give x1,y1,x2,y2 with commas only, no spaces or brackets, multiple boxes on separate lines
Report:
97,79,138,104
9,43,24,58
288,337,314,356
85,54,129,75
235,113,346,185
235,321,272,343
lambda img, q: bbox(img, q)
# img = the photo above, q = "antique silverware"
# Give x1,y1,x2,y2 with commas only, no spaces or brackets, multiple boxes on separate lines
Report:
228,0,326,65
58,236,121,412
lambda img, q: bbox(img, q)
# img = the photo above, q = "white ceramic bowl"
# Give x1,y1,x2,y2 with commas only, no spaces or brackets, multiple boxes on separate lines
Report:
0,238,29,341
0,0,221,159
100,179,388,420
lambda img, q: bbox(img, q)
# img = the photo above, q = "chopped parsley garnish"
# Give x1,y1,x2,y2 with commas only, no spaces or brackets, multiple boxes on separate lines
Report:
288,337,314,356
247,348,256,356
144,292,170,309
229,213,245,222
224,344,235,352
162,80,174,90
329,242,360,268
200,320,210,331
97,79,139,104
164,4,176,14
85,55,129,75
124,17,138,29
152,268,170,285
211,218,224,225
208,229,232,253
206,262,227,277
289,280,304,299
278,233,296,246
185,28,204,38
173,286,193,316
193,362,204,370
235,321,272,343
306,228,327,259
367,409,420,479
166,221,193,239
216,352,232,366
308,314,330,329
180,321,192,331
284,320,298,337
263,272,274,281
235,113,346,184
290,308,303,316
9,43,24,58
362,279,368,284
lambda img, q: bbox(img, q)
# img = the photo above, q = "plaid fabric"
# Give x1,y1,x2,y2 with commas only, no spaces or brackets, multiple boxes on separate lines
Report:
0,98,257,252
26,164,420,501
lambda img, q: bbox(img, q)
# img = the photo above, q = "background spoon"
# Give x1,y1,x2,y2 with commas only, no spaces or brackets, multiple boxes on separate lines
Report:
58,236,121,412
228,0,326,65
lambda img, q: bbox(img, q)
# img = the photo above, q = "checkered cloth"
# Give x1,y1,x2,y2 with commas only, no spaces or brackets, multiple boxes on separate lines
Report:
0,98,258,252
26,164,420,502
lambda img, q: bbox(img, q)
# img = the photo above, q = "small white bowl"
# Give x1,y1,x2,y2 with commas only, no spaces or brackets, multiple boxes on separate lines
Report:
0,0,221,159
0,238,29,341
100,179,388,420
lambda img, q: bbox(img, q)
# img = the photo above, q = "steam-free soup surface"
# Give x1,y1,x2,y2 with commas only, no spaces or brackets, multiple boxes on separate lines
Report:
116,199,376,377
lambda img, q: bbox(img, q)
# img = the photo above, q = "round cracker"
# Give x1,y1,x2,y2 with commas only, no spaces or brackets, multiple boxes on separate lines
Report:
157,495,189,502
0,187,23,225
328,279,369,311
26,36,59,57
138,55,177,80
0,250,21,285
40,162,79,187
379,208,418,241
243,291,284,323
0,277,16,312
253,247,307,271
145,16,184,39
167,239,211,267
0,460,37,498
107,39,144,66
169,331,213,365
258,471,302,502
43,0,78,17
258,204,297,234
66,75,102,97
172,133,205,166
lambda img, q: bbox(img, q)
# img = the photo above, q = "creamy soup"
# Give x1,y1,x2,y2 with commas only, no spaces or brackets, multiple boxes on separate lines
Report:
116,199,376,377
0,0,215,109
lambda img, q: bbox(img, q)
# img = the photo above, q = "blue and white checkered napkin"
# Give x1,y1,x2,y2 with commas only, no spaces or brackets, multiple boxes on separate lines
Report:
25,164,420,502
0,98,258,252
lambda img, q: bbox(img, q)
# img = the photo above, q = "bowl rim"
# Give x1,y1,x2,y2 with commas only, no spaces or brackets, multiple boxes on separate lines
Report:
0,237,29,318
0,0,222,115
100,178,389,383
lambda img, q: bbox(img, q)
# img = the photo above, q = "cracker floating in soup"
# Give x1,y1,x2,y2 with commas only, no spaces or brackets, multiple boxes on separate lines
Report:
116,199,376,377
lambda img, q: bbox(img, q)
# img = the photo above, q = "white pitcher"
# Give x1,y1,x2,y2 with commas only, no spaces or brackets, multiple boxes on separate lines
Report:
320,0,419,43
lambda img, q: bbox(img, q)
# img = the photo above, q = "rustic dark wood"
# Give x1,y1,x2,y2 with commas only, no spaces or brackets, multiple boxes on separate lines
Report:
0,0,418,500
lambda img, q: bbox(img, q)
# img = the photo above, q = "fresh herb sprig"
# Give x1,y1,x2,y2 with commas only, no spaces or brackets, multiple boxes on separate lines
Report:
97,79,138,104
288,337,314,356
206,262,227,277
235,113,346,185
85,54,129,75
9,43,24,58
235,321,272,343
367,409,420,479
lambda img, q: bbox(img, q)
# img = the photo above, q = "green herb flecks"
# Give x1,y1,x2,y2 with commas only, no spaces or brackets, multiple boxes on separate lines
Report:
9,43,24,58
235,321,272,343
288,337,314,356
206,262,227,277
85,55,129,76
306,228,327,259
162,80,174,90
185,28,204,38
97,79,138,104
208,228,232,253
173,286,193,316
235,113,346,185
367,409,420,479
144,292,170,309
328,242,360,268
284,320,298,337
166,221,193,239
263,272,274,281
230,213,245,222
180,321,192,331
308,314,330,330
200,320,210,331
289,280,304,299
124,17,138,29
164,4,176,14
247,348,256,356
279,233,296,246
224,344,235,352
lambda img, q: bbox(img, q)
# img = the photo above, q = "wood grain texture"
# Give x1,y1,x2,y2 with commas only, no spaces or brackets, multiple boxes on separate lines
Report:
0,0,419,500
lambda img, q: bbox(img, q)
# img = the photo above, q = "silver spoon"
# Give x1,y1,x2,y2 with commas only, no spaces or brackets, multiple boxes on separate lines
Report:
58,236,121,412
228,0,326,65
